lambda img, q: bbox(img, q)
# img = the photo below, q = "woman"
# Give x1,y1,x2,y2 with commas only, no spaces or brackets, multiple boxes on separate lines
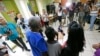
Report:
60,21,85,56
42,9,49,28
89,4,98,31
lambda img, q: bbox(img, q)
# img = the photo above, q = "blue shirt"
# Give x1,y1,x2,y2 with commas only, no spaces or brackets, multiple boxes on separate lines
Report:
0,23,18,40
26,31,48,56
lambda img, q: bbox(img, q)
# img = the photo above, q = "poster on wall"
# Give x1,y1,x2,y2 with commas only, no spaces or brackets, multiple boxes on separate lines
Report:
0,1,7,12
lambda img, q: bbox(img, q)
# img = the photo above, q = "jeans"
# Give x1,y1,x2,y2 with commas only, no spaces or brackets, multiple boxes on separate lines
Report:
90,16,96,31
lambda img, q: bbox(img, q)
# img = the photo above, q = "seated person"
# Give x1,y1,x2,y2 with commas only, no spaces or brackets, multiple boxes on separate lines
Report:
0,35,9,56
45,27,62,56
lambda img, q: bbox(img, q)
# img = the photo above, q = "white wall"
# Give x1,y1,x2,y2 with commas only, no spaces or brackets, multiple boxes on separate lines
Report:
36,0,43,15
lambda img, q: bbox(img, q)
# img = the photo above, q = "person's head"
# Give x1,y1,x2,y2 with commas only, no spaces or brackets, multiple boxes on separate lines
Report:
36,12,39,15
28,17,41,32
45,27,57,41
16,13,22,19
67,21,85,52
31,11,35,16
59,3,61,6
0,17,7,25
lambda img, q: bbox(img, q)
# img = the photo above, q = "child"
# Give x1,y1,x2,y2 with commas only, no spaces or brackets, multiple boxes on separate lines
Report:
45,27,61,56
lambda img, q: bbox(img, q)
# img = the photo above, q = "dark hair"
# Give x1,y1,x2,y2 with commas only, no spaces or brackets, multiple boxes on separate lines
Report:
45,27,57,41
36,12,39,15
28,17,41,32
15,13,19,22
67,21,85,52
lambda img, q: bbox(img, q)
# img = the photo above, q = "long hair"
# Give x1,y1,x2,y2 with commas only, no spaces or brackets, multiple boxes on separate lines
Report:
67,21,85,52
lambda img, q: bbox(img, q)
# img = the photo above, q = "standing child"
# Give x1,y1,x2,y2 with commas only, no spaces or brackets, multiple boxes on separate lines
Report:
45,27,61,56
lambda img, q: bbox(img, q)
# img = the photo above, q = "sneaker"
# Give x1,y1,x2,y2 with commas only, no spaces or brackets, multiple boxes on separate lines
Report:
96,28,100,30
25,49,30,51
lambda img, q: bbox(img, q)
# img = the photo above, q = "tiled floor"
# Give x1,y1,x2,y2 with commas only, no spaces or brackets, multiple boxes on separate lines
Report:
8,18,100,56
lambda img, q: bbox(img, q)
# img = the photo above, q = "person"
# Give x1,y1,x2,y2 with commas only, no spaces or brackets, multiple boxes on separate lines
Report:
60,21,85,56
0,35,9,56
16,13,27,30
14,13,19,23
45,27,61,56
68,5,74,23
16,13,30,42
62,9,67,25
92,43,100,56
89,4,98,31
78,5,85,27
42,9,49,28
57,8,63,25
84,1,91,24
26,17,48,56
0,17,30,51
96,9,100,32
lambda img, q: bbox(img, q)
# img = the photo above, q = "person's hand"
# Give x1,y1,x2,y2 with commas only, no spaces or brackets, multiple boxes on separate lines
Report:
93,43,100,49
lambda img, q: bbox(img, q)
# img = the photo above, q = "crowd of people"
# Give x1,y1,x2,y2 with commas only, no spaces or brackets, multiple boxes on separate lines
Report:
0,0,100,56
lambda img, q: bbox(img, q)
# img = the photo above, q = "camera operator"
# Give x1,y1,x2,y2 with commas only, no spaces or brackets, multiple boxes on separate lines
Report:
0,17,30,51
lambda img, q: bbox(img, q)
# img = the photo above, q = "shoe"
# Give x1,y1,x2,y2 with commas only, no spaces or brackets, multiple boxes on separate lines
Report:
98,31,100,32
96,28,100,30
25,49,30,51
22,47,24,51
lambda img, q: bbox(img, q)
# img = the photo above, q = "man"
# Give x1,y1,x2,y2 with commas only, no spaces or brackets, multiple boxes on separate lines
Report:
26,17,48,56
0,17,30,51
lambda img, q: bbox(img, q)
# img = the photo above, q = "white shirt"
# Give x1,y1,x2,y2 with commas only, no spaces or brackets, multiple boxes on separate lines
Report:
17,18,30,33
57,11,62,16
42,13,49,22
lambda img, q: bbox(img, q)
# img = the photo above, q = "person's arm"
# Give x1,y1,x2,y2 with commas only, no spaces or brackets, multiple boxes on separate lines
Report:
37,38,48,56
